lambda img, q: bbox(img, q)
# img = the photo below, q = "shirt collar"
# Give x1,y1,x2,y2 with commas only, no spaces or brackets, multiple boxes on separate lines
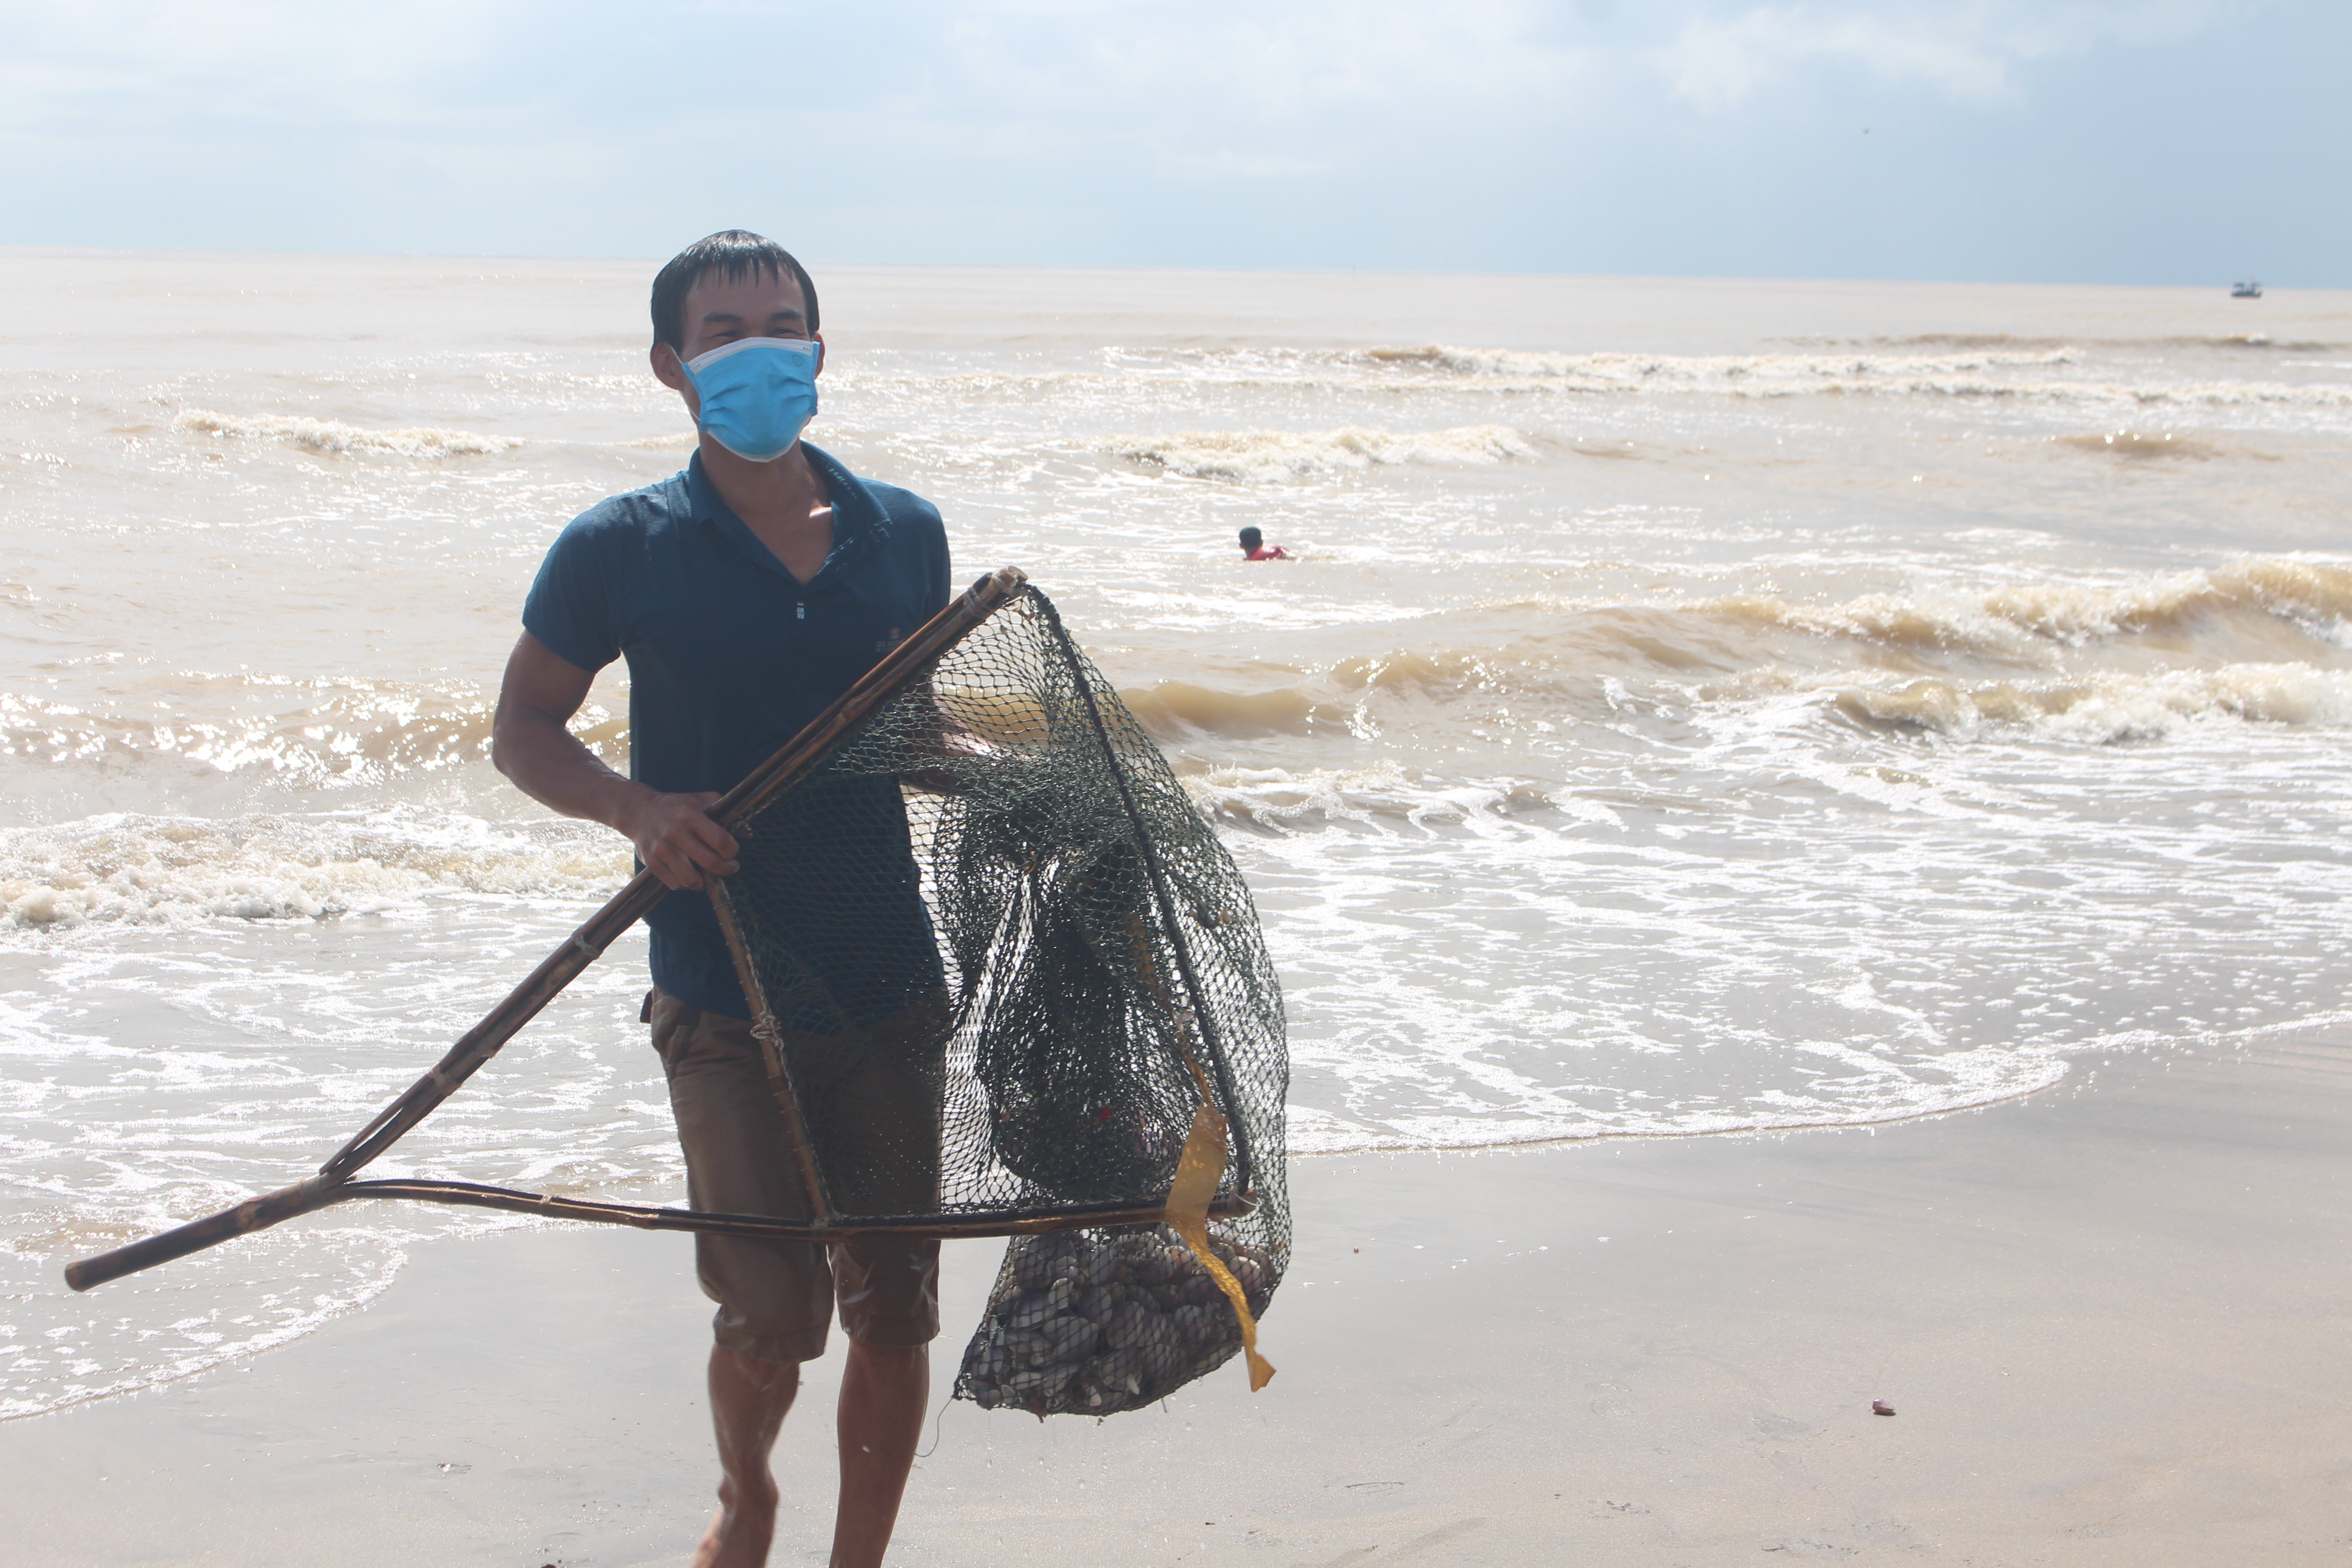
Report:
681,447,725,524
680,444,877,585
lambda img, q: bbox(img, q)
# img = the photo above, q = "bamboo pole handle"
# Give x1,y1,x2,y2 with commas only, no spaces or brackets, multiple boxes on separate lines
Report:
65,567,1030,1293
64,1177,347,1292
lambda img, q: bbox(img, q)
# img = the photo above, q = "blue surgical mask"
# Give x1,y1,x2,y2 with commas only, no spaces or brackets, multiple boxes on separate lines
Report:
678,336,823,462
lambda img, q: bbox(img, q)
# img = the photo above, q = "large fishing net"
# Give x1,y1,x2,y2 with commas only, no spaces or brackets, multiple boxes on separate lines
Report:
707,585,1289,1415
67,573,1287,1418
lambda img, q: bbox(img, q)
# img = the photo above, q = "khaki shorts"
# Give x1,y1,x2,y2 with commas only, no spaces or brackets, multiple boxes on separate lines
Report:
647,987,944,1364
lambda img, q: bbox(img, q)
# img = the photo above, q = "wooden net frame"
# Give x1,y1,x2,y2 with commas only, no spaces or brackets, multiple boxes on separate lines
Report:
64,568,1272,1302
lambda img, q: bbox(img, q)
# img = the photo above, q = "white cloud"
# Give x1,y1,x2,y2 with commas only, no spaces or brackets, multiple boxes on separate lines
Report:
1658,1,2231,110
0,1,503,131
0,0,2333,283
0,1,1582,127
1663,10,2012,106
921,1,1592,126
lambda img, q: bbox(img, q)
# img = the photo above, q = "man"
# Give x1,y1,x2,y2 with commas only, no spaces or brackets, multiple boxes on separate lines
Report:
492,231,950,1568
1237,525,1289,560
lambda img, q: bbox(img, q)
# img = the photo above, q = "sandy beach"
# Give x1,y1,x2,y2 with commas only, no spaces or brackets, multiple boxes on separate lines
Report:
4,1027,2343,1567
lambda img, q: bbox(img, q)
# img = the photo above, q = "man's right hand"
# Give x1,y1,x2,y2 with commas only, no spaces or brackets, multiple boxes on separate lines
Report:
492,634,744,892
623,790,740,891
493,634,746,893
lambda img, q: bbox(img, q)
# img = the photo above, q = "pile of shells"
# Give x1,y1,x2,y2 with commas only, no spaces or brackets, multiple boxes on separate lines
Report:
956,1223,1278,1417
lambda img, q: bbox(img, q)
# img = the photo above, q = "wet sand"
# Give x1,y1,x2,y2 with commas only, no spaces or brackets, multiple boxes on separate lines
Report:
3,1028,2346,1566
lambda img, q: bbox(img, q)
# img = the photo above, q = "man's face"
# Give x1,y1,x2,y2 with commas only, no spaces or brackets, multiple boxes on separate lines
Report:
651,267,823,415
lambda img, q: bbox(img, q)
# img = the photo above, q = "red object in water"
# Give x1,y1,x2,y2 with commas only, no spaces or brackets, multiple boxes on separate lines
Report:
1872,1401,1896,1416
1245,544,1290,560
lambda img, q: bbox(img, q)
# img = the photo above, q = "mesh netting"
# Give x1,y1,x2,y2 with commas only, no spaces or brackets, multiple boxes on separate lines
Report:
707,587,1289,1416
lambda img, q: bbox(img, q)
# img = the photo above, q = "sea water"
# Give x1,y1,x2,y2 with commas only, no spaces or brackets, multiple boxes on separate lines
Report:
3,252,2347,1420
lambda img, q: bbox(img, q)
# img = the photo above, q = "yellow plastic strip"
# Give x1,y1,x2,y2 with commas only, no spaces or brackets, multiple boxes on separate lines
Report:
1127,927,1275,1394
1164,1100,1274,1392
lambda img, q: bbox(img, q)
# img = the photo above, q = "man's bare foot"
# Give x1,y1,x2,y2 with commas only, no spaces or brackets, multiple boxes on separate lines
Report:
690,1473,779,1568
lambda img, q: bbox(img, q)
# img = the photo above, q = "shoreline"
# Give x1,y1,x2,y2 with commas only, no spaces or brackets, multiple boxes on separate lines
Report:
3,1027,2347,1565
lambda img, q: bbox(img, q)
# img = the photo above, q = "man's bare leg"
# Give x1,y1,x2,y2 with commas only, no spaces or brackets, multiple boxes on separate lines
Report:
828,1341,929,1568
692,1345,801,1568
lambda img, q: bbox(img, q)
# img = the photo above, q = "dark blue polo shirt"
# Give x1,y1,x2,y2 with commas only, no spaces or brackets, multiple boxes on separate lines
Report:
522,444,952,1020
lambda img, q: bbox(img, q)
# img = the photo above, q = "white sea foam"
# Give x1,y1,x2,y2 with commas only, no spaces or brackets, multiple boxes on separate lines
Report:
1230,753,2352,1160
0,902,668,1424
1183,760,1484,826
174,409,521,457
0,1226,411,1423
0,811,630,931
1109,424,1533,480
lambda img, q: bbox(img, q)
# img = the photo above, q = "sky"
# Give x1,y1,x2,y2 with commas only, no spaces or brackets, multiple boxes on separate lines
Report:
0,0,2344,285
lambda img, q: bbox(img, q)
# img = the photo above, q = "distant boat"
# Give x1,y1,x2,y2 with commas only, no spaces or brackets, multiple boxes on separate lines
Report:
2231,280,2264,299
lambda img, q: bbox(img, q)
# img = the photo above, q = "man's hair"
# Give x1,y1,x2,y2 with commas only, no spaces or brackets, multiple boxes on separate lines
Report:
650,230,820,354
1238,526,1264,550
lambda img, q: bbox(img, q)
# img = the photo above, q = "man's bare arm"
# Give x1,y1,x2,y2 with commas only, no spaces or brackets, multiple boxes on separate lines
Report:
490,632,739,891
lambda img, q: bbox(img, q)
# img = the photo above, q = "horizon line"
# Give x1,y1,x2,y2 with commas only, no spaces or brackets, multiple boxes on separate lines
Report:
0,244,2320,296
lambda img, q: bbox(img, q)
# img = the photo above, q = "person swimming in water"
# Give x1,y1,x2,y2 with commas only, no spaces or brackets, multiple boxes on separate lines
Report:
1238,526,1290,560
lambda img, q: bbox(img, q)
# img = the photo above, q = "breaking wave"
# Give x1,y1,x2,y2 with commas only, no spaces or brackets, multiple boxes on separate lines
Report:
1687,556,2352,654
981,343,2352,414
0,810,630,930
1117,557,2352,759
1124,681,1329,737
0,676,622,792
1364,341,2068,383
174,409,521,457
1521,555,2352,665
834,342,2352,419
1109,423,1532,480
1355,344,2352,408
1797,333,2342,354
1819,663,2352,744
